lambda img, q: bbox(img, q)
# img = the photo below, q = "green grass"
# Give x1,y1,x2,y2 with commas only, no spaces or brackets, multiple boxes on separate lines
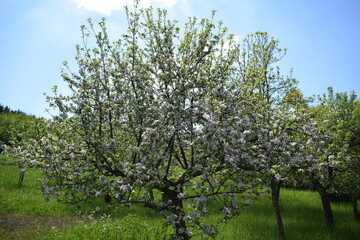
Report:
39,214,172,240
0,164,78,216
216,191,360,240
1,155,359,239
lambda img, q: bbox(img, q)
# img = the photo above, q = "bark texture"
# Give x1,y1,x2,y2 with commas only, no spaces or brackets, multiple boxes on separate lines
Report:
271,180,286,240
351,195,360,221
320,194,335,230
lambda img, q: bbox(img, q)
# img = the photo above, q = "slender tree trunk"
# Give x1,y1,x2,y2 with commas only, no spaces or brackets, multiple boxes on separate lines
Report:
271,180,286,240
351,194,360,221
320,193,335,230
18,169,25,187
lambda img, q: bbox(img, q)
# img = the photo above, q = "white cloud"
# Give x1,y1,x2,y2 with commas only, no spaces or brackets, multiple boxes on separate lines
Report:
72,0,184,15
72,0,151,15
156,0,179,7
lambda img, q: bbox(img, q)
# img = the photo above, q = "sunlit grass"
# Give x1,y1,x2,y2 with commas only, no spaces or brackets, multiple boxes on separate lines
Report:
1,155,359,239
0,164,77,216
40,214,172,240
217,190,360,240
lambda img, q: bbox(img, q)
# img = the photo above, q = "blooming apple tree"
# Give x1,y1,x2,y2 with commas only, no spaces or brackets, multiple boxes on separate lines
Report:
232,32,327,239
6,6,263,240
303,88,358,228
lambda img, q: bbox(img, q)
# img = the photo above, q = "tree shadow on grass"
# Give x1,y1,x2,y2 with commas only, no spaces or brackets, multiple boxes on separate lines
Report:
221,192,360,240
0,214,87,240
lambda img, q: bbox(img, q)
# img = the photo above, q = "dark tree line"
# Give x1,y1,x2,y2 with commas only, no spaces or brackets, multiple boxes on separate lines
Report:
0,104,44,153
0,104,24,115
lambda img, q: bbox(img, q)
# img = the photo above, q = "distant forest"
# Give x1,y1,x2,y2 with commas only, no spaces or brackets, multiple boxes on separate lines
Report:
0,104,33,115
0,104,43,153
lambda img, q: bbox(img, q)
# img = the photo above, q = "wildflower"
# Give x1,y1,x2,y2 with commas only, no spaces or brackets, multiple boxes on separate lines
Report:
243,130,251,135
245,198,252,205
186,230,193,237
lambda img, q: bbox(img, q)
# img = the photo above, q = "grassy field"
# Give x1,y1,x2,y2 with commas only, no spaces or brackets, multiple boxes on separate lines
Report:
1,154,359,239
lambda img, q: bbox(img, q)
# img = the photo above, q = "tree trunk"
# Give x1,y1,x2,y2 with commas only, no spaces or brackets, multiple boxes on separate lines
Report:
162,189,191,239
18,169,25,187
104,193,112,203
351,194,360,221
271,180,286,240
174,214,191,240
320,194,335,230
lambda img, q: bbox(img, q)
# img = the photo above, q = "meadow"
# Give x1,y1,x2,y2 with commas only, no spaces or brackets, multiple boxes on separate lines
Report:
0,154,359,240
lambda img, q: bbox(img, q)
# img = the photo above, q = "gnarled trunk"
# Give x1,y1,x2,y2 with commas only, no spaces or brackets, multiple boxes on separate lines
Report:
174,213,190,240
162,189,191,240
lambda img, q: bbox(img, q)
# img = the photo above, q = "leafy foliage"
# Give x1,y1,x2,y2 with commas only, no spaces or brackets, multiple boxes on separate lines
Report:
0,104,44,153
308,88,360,223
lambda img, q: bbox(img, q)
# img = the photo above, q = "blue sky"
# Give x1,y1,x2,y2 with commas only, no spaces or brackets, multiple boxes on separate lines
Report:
0,0,359,117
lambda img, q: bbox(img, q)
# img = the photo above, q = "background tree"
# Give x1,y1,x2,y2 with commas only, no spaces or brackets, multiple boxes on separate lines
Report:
316,88,359,222
234,32,314,239
347,100,360,221
0,105,43,151
302,87,359,229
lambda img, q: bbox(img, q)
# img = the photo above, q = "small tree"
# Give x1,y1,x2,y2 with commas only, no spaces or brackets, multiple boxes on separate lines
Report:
293,87,357,230
348,100,360,221
234,32,310,239
6,6,262,239
309,88,359,225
